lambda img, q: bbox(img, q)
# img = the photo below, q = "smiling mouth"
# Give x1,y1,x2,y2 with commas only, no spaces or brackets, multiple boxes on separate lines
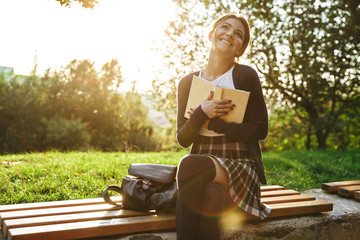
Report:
220,39,231,46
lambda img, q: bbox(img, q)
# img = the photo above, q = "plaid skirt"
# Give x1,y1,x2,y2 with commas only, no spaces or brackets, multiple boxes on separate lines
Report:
192,136,271,219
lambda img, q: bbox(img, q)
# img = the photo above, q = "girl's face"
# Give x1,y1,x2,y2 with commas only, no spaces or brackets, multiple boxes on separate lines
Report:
210,17,245,58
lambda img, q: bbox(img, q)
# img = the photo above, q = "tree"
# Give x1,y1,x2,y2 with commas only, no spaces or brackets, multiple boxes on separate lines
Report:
152,0,360,150
240,0,360,149
149,1,212,123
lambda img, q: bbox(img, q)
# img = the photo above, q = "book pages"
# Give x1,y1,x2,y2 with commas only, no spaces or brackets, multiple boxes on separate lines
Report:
184,76,218,119
220,87,249,124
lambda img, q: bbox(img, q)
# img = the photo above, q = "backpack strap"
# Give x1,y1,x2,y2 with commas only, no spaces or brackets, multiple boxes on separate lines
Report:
102,185,123,207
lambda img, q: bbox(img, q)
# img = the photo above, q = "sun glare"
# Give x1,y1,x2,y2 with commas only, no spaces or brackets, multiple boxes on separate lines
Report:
0,0,176,92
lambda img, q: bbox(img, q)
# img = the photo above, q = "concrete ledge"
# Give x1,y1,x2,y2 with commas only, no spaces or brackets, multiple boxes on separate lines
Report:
1,189,358,240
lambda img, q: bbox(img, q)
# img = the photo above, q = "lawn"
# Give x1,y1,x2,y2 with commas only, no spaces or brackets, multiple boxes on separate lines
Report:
1,150,359,205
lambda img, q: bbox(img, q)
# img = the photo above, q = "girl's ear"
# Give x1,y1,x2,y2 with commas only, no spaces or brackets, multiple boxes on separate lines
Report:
208,31,213,41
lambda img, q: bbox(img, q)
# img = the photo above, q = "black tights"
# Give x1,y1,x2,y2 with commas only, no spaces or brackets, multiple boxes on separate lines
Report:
176,154,227,240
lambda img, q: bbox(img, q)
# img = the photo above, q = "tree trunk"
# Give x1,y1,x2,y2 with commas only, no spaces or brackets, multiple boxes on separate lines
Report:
315,129,328,150
305,122,312,150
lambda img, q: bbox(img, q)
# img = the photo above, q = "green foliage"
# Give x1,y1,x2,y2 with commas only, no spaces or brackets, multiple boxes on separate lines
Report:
0,60,161,153
118,92,160,152
263,106,312,151
0,150,358,204
41,116,90,151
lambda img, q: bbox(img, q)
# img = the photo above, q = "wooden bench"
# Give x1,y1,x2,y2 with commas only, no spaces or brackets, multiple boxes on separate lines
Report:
322,180,360,199
0,186,333,240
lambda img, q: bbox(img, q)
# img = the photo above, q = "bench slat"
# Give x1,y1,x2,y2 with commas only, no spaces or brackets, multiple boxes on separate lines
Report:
338,185,360,197
0,197,122,213
222,199,334,222
8,214,176,240
261,189,299,198
3,209,155,237
0,204,122,225
321,180,360,192
261,194,315,204
268,200,333,218
260,185,285,191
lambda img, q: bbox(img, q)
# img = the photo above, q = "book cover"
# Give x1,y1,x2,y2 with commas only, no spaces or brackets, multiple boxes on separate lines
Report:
185,75,250,136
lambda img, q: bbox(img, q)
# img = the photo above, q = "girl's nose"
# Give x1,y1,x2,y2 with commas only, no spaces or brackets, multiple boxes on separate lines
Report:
225,29,234,37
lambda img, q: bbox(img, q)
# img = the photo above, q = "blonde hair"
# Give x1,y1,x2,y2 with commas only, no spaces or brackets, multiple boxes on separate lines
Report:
211,13,251,59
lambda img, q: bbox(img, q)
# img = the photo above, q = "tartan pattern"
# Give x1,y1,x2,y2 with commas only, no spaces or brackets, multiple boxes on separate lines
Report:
192,136,271,219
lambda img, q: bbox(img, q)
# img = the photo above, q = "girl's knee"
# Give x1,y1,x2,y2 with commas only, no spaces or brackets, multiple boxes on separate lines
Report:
177,154,215,182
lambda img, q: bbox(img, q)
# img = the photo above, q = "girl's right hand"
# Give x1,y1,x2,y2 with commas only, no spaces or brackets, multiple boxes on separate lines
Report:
200,91,235,119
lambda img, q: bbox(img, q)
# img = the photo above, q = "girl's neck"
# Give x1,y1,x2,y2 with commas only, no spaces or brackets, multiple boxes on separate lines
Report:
202,52,235,81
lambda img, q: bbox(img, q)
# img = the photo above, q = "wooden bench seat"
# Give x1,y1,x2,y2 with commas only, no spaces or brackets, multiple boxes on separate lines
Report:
322,180,360,199
322,180,360,193
0,186,333,240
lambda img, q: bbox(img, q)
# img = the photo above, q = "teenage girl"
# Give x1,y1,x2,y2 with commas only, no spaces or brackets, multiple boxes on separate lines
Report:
176,13,271,240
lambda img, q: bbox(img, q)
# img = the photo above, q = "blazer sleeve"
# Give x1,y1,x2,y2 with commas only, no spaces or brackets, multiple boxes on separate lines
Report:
176,73,208,148
207,67,268,142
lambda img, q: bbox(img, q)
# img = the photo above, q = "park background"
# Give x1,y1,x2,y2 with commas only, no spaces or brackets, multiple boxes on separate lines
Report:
0,0,359,204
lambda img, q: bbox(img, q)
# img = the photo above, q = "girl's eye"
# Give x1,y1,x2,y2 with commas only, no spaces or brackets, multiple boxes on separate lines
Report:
236,32,244,39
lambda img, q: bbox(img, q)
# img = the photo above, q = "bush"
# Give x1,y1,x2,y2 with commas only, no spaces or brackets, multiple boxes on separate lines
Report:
41,116,90,151
0,60,163,153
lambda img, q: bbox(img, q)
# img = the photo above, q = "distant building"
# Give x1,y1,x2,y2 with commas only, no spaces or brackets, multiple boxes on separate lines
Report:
0,66,26,83
148,108,170,126
0,66,14,75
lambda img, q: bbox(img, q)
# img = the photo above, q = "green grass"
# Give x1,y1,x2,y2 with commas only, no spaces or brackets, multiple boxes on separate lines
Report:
1,150,359,205
263,150,360,191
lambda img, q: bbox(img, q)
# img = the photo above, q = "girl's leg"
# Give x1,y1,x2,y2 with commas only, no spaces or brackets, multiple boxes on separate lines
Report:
176,154,216,240
211,157,229,189
197,182,227,240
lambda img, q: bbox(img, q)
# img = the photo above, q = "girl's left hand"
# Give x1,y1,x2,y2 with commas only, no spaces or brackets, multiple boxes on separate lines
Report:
187,108,195,117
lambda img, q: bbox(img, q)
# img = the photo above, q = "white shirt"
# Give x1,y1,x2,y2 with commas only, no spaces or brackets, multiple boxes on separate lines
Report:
199,66,235,89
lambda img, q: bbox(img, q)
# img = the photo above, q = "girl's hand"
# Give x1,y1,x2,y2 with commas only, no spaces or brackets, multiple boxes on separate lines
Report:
200,91,234,119
187,107,195,117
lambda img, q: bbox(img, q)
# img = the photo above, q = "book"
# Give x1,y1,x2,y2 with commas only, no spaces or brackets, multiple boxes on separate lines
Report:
185,75,250,136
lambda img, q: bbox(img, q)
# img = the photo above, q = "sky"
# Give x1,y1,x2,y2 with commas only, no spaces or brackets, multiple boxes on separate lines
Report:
0,0,176,92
